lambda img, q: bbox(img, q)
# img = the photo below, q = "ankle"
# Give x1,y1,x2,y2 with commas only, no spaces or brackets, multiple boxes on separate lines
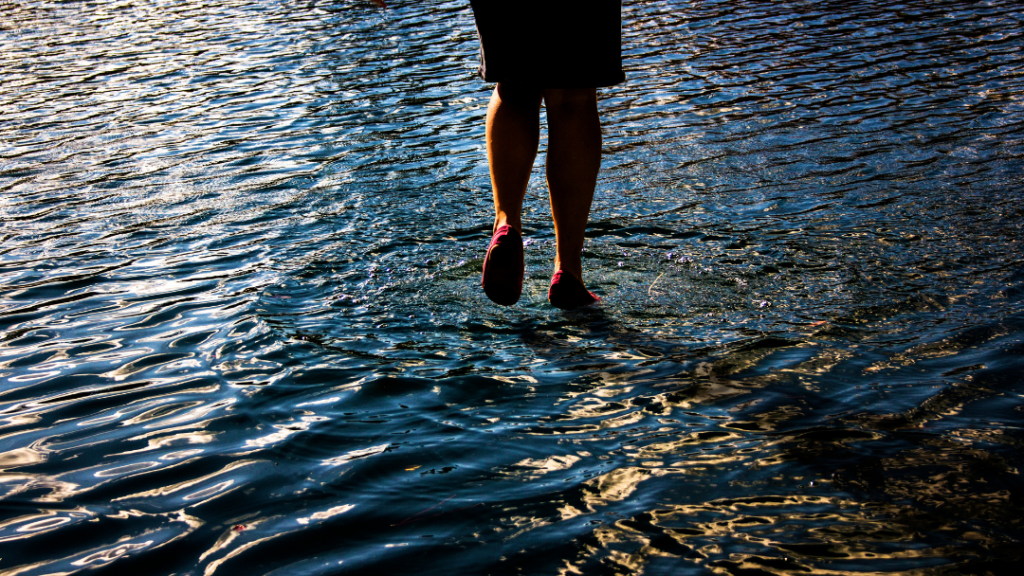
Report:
494,214,522,235
552,259,583,283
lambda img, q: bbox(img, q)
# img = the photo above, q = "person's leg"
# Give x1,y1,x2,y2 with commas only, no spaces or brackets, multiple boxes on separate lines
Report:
542,88,601,283
486,83,543,234
481,83,541,306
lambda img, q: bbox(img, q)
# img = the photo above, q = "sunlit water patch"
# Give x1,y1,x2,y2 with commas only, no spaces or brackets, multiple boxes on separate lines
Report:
2,0,1024,574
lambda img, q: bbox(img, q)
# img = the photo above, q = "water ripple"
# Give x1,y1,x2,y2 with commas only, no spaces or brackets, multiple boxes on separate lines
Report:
2,0,1023,574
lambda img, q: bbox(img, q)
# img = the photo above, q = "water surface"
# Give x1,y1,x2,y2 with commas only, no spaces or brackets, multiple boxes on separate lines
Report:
2,0,1023,574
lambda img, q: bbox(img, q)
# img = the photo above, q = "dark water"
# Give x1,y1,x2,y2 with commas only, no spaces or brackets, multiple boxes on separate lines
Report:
2,0,1023,573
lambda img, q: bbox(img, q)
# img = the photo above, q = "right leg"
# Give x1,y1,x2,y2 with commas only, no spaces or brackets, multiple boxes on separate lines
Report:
486,83,542,234
542,87,601,281
542,88,602,309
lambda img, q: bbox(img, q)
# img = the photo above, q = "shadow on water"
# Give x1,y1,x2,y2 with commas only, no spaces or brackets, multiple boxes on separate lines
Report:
1,0,1024,574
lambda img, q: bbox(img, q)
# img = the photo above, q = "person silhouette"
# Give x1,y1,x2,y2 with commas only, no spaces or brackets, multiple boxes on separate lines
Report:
369,0,624,309
473,1,624,309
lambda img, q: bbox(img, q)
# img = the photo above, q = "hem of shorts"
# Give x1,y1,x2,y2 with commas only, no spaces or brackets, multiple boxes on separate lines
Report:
478,69,626,89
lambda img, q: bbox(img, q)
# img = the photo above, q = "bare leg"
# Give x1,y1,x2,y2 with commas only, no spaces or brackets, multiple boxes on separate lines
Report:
486,83,542,234
542,88,601,283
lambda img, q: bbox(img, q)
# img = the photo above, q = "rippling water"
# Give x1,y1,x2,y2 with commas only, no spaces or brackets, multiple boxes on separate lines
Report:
2,0,1023,573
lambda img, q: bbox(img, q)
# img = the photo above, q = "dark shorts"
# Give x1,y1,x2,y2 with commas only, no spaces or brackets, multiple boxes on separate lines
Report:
469,1,625,89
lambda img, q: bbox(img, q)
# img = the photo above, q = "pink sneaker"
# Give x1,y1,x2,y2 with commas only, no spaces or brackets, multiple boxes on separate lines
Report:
548,269,600,310
481,225,524,306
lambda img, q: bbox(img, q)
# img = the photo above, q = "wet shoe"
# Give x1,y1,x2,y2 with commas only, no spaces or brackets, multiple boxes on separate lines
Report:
481,225,524,306
547,269,600,310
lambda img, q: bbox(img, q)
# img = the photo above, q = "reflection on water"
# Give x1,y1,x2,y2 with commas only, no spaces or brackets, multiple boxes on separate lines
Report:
2,0,1023,574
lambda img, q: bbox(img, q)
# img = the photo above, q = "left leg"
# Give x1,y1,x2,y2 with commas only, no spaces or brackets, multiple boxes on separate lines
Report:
480,83,542,306
487,83,543,234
